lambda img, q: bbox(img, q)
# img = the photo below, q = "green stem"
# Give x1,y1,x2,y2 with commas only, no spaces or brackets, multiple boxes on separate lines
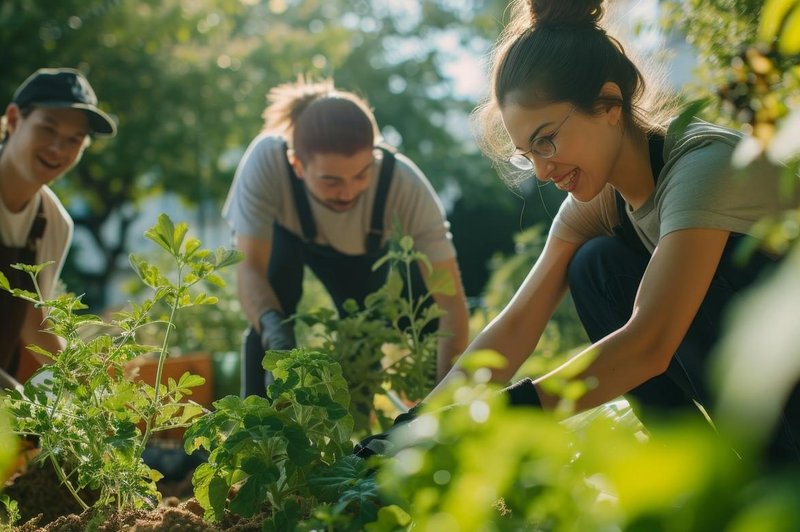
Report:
48,453,89,511
139,266,183,456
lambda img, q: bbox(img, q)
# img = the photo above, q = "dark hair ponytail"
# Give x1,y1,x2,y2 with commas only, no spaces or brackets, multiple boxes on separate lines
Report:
473,0,676,186
526,0,603,28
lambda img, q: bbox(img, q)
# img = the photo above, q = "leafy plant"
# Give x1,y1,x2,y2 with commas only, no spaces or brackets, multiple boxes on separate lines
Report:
0,213,241,512
294,235,450,433
185,348,385,530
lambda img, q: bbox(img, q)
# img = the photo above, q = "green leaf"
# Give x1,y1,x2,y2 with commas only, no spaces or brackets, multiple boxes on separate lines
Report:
425,268,455,296
399,235,414,252
283,424,318,466
184,237,202,258
144,213,176,254
759,0,800,43
459,349,508,373
669,98,710,138
364,505,412,531
308,455,367,502
229,473,268,517
177,372,206,389
777,3,800,54
0,271,9,291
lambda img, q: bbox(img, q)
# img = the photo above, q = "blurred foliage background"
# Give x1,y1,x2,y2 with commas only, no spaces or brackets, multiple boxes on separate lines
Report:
0,0,566,313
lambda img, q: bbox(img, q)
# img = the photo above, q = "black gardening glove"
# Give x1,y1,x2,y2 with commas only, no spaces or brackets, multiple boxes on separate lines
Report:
353,403,423,459
259,309,296,351
504,377,543,407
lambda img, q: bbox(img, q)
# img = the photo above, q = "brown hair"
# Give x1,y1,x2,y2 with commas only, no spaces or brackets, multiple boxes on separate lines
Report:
262,76,380,163
473,0,678,186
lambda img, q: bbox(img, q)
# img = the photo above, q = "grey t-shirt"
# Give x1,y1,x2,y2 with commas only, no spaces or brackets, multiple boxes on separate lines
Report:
550,120,799,252
222,134,455,262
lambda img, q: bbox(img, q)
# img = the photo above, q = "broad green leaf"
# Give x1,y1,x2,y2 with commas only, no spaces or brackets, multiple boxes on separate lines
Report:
759,0,800,42
778,4,800,54
184,237,202,258
177,372,206,389
0,271,9,290
144,213,176,254
459,349,508,373
425,268,455,296
203,273,226,288
308,455,367,502
229,473,268,517
283,424,318,467
364,504,412,531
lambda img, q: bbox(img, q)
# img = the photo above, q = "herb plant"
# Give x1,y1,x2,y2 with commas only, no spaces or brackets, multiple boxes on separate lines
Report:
185,348,384,530
0,213,241,512
294,235,452,432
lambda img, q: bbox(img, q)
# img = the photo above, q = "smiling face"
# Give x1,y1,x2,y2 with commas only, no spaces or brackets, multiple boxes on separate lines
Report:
500,96,624,203
2,105,89,191
292,147,375,212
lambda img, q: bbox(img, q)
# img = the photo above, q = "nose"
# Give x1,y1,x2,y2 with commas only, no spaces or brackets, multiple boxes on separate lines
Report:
337,182,356,201
533,158,554,183
46,135,69,154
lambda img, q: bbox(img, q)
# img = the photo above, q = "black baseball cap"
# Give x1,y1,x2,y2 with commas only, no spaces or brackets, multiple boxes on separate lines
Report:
12,67,116,138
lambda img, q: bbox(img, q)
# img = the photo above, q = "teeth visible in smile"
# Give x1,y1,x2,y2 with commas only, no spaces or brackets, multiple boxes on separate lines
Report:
555,169,577,190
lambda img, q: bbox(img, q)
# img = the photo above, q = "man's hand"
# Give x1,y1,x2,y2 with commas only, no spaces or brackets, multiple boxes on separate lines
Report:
259,309,296,351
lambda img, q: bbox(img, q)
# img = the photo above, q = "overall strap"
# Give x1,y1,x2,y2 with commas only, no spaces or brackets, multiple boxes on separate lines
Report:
27,199,47,251
365,146,396,253
614,135,665,255
284,143,317,242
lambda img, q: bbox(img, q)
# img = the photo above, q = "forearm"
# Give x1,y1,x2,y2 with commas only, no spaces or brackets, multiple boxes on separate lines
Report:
428,307,549,399
237,262,283,330
434,298,470,382
533,324,668,412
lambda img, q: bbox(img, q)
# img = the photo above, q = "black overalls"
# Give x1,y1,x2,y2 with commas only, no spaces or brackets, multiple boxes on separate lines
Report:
568,135,800,463
0,201,46,376
241,146,429,397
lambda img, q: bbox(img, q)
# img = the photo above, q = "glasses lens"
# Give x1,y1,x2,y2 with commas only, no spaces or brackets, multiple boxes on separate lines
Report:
531,138,555,158
509,153,533,170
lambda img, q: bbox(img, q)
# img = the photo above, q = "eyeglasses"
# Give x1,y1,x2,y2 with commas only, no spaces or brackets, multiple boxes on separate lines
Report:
508,107,575,171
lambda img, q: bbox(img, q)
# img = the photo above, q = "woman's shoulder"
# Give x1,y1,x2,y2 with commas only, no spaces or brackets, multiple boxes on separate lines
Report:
664,118,742,159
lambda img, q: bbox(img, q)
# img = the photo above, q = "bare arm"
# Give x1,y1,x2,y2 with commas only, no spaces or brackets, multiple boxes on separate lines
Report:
532,228,731,411
234,233,282,330
418,258,470,381
428,235,580,398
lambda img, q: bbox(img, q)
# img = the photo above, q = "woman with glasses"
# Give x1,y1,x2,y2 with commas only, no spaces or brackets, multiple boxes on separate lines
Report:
422,0,800,462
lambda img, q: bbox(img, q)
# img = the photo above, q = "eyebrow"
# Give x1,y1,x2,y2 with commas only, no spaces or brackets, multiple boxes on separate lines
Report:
513,120,553,152
319,159,374,181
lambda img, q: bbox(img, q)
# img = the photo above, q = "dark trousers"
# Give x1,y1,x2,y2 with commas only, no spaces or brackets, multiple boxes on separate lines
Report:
567,235,800,463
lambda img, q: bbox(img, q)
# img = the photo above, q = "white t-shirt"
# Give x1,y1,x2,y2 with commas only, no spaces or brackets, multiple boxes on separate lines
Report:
222,134,456,263
0,186,73,299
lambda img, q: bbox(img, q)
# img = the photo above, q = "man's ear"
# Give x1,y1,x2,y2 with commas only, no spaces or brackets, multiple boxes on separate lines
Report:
287,148,305,179
5,104,20,134
598,81,623,126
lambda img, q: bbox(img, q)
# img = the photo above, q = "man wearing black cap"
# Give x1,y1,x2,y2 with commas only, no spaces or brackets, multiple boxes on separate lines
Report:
0,67,116,379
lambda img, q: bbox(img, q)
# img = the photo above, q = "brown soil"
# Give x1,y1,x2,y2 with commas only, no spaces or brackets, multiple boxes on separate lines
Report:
14,498,266,531
4,459,267,531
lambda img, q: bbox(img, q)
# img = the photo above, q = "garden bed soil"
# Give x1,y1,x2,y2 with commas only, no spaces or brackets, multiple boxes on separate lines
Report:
4,458,268,530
